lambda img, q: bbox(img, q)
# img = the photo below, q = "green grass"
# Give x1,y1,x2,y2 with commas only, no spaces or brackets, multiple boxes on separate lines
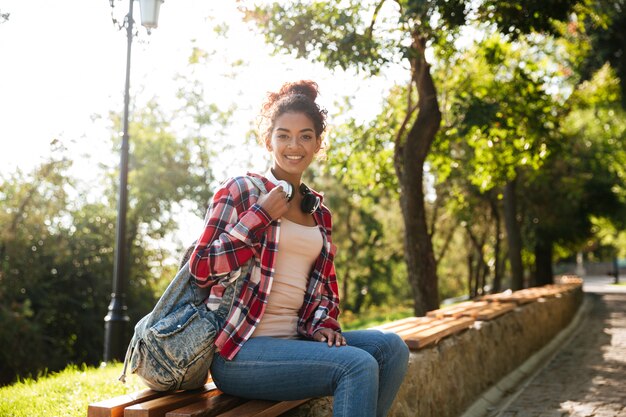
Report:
0,363,147,417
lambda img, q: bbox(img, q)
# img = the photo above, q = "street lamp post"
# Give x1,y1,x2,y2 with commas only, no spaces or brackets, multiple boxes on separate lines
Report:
104,0,163,363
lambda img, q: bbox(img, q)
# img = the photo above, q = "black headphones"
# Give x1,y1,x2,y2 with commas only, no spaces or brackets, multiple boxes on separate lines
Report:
299,183,321,214
275,180,320,214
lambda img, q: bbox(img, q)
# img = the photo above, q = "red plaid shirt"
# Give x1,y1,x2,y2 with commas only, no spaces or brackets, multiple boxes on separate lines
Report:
189,173,341,360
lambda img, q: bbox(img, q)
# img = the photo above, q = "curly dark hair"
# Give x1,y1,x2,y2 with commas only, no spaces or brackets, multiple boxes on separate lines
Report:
259,80,328,145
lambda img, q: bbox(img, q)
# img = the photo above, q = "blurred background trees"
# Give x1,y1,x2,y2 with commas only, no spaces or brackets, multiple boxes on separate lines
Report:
1,0,625,385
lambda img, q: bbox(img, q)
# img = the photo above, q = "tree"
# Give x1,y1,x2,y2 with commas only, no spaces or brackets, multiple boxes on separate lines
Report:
243,0,578,313
431,33,563,290
0,95,221,384
533,64,626,280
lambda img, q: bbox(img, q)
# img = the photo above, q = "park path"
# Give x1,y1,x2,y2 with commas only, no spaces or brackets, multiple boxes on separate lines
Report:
494,276,626,417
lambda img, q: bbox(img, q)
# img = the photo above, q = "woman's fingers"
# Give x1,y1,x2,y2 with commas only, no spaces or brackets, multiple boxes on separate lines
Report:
257,186,290,220
314,329,347,347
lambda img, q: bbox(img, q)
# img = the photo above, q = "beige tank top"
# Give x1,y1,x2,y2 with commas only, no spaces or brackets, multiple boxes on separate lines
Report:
252,218,323,338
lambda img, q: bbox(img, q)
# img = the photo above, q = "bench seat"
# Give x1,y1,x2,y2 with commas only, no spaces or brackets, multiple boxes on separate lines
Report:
87,382,309,417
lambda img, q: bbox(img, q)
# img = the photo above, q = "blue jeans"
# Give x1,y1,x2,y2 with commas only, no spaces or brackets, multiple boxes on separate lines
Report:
210,330,409,417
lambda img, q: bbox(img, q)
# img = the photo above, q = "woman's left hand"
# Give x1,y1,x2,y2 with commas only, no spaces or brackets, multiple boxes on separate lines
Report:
313,328,347,347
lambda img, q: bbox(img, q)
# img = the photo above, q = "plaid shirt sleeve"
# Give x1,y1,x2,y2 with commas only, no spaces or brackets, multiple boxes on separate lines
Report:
189,176,272,287
313,250,341,334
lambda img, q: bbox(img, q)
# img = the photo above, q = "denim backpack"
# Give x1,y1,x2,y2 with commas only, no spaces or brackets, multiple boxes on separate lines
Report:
119,176,265,391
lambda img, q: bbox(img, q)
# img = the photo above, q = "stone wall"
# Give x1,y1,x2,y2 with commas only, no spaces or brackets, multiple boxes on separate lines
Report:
285,286,583,417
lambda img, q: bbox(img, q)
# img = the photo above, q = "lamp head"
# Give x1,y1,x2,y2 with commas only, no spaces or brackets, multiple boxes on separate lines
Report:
138,0,163,29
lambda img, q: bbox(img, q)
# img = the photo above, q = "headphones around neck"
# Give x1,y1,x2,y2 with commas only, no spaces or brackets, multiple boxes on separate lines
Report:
299,183,321,214
275,180,320,214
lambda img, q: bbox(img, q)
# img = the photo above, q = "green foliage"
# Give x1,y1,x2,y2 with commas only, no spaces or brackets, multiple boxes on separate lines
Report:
244,1,395,74
543,64,626,259
477,0,578,39
312,172,410,313
340,304,413,330
433,33,559,191
571,0,626,107
0,95,220,385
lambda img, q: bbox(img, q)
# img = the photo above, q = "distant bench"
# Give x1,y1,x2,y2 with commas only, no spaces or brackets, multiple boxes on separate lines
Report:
88,276,583,417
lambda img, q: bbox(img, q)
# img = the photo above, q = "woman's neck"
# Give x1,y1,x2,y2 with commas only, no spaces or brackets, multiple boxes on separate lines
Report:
271,166,301,188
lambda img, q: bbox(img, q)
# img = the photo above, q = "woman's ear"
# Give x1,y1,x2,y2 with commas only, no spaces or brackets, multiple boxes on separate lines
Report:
265,137,273,152
315,136,322,153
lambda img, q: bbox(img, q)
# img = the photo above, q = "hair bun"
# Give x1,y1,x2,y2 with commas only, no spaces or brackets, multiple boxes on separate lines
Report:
262,80,320,113
279,80,319,102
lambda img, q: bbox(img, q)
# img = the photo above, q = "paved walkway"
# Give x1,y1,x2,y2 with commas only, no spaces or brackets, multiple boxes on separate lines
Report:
495,276,626,417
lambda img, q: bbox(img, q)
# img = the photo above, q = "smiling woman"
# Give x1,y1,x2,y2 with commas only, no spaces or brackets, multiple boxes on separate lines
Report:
180,80,410,417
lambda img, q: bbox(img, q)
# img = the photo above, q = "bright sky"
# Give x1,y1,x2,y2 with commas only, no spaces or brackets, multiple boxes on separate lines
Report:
0,0,404,244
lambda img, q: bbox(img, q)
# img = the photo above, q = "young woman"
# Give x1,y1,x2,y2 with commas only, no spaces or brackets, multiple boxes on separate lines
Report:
189,80,409,417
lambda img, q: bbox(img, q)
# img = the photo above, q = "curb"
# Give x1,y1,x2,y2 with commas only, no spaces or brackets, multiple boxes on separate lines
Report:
459,293,593,417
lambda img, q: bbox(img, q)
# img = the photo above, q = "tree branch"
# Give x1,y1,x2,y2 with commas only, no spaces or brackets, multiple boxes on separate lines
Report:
366,0,387,39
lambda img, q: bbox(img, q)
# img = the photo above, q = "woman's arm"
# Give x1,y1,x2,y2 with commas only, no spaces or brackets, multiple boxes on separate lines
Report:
189,177,272,287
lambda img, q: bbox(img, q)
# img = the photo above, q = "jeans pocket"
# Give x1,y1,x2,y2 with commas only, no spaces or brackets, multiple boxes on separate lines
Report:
149,303,218,370
130,339,177,391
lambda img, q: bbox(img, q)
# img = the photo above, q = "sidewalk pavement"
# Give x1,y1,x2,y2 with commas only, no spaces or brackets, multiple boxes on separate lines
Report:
493,275,626,417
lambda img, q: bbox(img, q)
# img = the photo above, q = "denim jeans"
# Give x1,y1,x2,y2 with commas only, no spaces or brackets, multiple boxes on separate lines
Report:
210,330,410,417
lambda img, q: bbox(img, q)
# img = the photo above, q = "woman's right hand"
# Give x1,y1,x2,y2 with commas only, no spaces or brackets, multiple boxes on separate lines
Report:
257,185,290,220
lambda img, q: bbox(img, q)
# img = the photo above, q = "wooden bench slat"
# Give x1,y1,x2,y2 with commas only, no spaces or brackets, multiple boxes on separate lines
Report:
165,393,247,417
474,302,517,320
88,389,166,417
393,317,457,338
124,384,217,417
373,318,434,334
403,316,475,349
371,316,430,332
426,301,490,319
215,399,310,417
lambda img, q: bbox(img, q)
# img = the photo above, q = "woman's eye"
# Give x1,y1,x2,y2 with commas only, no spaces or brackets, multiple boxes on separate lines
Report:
301,135,313,141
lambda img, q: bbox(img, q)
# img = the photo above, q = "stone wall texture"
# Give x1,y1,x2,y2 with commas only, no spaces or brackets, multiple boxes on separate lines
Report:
284,287,583,417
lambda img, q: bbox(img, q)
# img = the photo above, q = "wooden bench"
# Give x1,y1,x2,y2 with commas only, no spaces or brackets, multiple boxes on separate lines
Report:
87,380,309,417
89,279,583,417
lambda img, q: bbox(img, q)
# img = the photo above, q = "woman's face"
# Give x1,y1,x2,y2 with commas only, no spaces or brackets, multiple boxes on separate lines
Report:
266,112,321,178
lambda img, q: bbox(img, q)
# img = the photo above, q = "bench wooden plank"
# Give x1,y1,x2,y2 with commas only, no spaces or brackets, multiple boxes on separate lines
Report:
426,301,490,319
403,316,475,349
395,316,472,338
372,316,446,335
88,389,166,417
165,393,247,417
124,384,217,417
215,399,310,417
474,302,517,320
371,316,431,332
374,319,433,334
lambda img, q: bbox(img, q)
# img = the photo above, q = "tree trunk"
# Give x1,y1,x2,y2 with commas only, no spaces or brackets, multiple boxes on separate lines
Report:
534,234,554,286
467,253,475,298
394,33,441,316
489,195,503,293
503,179,524,290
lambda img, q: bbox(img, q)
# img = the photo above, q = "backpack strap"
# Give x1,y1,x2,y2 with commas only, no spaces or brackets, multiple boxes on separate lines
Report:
246,175,268,195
